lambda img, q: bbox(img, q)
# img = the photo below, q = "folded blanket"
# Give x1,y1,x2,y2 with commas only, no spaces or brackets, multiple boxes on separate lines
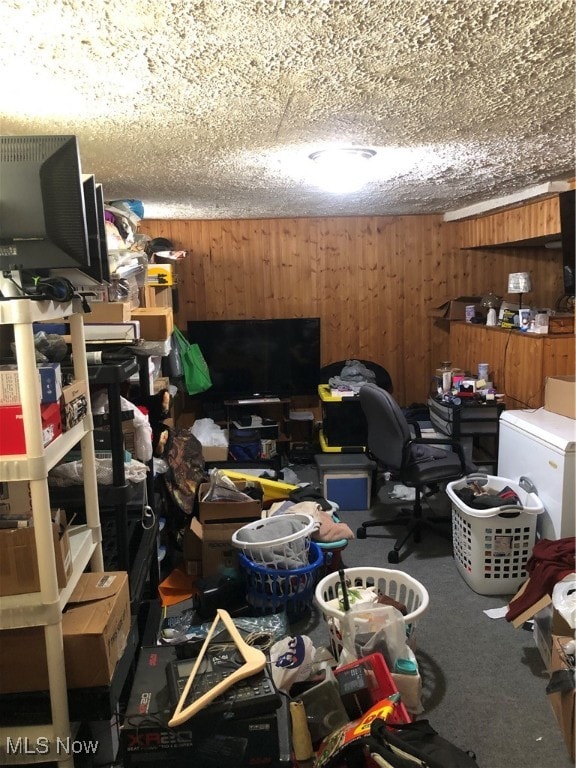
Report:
269,500,354,542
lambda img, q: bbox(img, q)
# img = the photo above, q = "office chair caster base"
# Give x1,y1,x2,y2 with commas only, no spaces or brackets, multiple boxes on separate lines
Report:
356,527,367,539
388,550,400,564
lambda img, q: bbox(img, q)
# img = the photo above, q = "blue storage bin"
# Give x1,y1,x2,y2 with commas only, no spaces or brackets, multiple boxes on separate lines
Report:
238,541,323,619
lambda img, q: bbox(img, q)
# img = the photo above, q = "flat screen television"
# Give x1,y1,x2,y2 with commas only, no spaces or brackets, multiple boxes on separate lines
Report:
80,175,110,284
559,189,575,296
0,135,90,273
187,318,321,399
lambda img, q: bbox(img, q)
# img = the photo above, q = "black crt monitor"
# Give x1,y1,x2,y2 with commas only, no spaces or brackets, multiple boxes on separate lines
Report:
0,135,90,273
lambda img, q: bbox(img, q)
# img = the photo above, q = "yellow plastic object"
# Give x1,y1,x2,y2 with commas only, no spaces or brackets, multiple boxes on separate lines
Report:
147,264,173,286
222,469,298,502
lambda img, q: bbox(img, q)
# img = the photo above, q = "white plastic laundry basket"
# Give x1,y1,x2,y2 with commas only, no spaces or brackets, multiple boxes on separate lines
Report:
314,567,429,660
231,513,316,569
446,474,544,596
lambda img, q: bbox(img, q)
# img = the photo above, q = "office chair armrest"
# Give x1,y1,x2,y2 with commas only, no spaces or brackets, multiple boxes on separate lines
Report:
402,436,467,474
406,420,422,438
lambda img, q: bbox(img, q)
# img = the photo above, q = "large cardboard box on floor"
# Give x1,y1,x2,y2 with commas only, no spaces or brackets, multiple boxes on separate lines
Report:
533,604,573,670
184,481,262,576
548,634,575,761
188,517,244,577
544,375,576,420
0,511,72,597
0,572,130,693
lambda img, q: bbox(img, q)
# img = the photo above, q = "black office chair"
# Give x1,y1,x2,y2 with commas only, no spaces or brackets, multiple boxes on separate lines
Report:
356,383,468,563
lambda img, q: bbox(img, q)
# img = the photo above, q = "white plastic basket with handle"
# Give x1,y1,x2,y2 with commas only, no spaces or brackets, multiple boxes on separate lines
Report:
231,513,317,569
446,474,544,595
314,567,429,660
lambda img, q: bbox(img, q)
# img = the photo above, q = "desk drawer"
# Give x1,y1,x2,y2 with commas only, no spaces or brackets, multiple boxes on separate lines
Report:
428,398,502,436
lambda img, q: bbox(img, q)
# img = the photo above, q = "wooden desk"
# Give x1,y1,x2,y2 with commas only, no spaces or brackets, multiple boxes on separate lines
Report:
449,323,575,409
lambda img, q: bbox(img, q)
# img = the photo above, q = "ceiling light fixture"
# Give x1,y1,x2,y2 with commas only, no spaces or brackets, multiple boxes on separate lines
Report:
309,147,377,193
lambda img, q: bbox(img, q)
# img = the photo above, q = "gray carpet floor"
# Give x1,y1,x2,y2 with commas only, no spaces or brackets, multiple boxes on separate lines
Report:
288,462,573,768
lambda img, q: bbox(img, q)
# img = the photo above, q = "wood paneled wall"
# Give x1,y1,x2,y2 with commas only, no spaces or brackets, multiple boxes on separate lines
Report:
458,195,561,247
139,209,565,407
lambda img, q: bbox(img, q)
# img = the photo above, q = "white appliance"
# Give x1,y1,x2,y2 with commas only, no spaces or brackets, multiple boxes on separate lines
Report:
498,408,575,540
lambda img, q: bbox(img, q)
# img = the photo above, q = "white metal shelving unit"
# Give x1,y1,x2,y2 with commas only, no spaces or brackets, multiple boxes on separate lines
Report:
0,298,103,767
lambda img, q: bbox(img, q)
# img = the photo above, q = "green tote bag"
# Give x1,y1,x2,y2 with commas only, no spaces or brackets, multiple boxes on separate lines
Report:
172,327,213,395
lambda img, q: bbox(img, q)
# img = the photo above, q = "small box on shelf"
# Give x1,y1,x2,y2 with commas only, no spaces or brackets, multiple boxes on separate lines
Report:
61,378,89,431
0,508,72,597
0,401,62,455
86,301,132,323
130,307,174,341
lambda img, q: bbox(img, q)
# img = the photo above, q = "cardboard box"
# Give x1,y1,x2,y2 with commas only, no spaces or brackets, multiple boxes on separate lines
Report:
0,512,72,596
130,307,174,341
548,313,575,335
139,284,173,308
0,402,62,455
42,401,63,446
38,362,63,404
0,404,26,454
429,296,482,321
0,572,130,693
0,480,32,517
84,321,140,341
61,379,89,431
533,604,573,670
548,635,575,761
201,444,229,462
0,365,30,405
0,363,60,405
87,301,132,323
189,517,244,577
184,481,261,576
153,375,170,393
544,375,576,420
197,480,262,524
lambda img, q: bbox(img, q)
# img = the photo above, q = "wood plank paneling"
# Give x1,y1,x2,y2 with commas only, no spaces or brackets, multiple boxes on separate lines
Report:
457,196,561,247
139,214,566,407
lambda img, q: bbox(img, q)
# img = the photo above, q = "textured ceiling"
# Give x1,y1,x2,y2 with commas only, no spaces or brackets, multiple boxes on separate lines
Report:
1,0,575,220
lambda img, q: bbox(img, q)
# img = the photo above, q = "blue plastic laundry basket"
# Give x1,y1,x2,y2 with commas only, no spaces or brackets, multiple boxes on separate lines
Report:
238,541,324,619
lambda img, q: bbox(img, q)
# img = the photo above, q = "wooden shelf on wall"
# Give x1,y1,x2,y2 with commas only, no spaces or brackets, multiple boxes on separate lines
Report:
457,195,562,248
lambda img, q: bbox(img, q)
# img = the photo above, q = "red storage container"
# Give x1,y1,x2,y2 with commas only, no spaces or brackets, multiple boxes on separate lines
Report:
334,652,411,724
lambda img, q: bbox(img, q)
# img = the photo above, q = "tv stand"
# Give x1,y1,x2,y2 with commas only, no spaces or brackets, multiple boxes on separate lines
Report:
224,397,292,460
